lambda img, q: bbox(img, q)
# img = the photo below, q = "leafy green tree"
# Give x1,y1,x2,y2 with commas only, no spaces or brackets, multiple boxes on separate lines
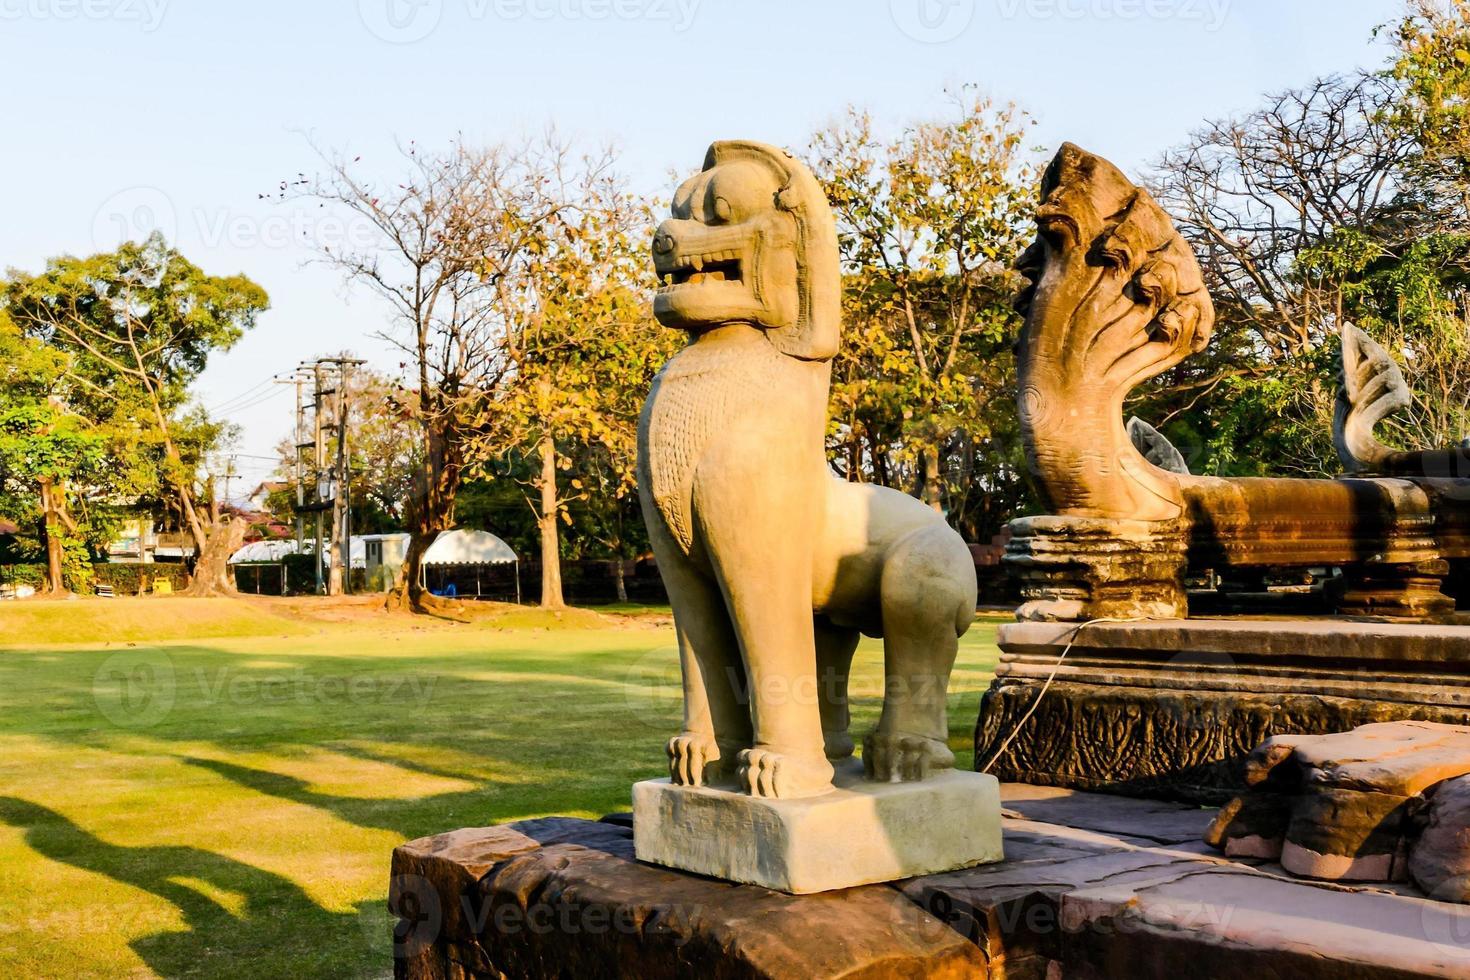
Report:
4,234,268,593
1392,0,1470,212
467,168,676,608
809,90,1037,536
0,316,108,593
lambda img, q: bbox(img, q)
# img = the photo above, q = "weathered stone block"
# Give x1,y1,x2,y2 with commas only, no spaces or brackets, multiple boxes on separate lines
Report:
1005,515,1189,622
1411,775,1470,903
390,816,987,979
633,761,1003,894
1206,723,1470,886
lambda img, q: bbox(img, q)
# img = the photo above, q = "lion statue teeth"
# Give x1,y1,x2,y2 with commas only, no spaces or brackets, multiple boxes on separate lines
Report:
637,141,979,800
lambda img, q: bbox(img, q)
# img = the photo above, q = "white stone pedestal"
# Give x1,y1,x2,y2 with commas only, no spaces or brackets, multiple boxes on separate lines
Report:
632,761,1004,894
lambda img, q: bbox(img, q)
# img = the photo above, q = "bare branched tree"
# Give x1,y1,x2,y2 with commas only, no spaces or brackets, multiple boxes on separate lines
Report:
287,138,576,611
1153,72,1420,363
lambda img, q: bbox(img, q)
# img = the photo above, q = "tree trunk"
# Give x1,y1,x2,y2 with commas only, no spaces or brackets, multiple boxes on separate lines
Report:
38,479,67,596
386,530,466,619
385,431,464,616
920,447,944,512
388,529,433,611
182,517,248,596
328,499,345,597
538,434,565,609
613,559,628,604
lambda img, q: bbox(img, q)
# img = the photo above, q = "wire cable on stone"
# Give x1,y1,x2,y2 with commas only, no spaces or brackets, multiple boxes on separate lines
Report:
981,617,1151,775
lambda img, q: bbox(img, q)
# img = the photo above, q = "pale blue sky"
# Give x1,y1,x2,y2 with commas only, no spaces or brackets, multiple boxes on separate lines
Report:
0,0,1403,488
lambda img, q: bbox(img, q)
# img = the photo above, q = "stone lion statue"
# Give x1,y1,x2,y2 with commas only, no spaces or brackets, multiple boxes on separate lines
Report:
637,141,978,800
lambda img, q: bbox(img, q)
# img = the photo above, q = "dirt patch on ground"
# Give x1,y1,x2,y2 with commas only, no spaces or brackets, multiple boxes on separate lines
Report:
238,594,670,631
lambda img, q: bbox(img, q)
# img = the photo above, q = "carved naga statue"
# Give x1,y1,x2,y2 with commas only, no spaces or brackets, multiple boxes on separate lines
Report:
1011,144,1470,623
1014,144,1216,522
1008,144,1215,622
1335,323,1470,479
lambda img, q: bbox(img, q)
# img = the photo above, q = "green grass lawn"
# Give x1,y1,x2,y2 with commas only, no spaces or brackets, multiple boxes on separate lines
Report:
0,598,1004,978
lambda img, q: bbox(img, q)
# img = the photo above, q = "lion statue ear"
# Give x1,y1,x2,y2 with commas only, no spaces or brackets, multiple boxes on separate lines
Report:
705,141,842,362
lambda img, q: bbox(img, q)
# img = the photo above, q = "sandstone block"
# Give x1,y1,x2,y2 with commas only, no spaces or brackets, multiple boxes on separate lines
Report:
633,762,1003,894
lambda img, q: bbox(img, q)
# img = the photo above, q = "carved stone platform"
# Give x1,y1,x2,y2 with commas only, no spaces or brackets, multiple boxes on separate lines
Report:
633,761,1002,894
1006,515,1190,622
390,787,1470,979
976,619,1470,804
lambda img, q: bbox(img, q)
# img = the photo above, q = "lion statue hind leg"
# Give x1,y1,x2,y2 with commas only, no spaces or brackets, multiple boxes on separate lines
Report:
814,615,861,762
863,522,978,784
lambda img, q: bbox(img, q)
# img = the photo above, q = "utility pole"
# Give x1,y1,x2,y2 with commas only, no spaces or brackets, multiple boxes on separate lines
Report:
276,374,310,597
332,357,358,596
291,376,305,551
331,356,365,595
305,356,367,597
313,361,326,595
220,456,239,508
284,358,367,598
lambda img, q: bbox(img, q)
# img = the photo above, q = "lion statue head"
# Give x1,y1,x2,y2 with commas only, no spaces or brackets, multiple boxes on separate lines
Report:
652,140,841,361
1013,143,1216,521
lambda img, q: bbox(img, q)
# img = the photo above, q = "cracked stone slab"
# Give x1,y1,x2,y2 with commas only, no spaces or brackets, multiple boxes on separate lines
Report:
392,788,1470,979
1002,783,1215,844
1063,867,1470,978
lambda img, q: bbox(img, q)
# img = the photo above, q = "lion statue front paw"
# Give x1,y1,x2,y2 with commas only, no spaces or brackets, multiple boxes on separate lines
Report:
737,747,835,800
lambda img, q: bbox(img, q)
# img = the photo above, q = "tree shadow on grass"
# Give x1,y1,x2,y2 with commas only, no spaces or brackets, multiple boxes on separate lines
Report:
0,796,383,979
177,755,634,844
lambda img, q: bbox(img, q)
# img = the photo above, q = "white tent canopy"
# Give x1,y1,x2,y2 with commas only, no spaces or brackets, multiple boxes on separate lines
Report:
422,530,518,566
228,538,367,568
228,540,300,564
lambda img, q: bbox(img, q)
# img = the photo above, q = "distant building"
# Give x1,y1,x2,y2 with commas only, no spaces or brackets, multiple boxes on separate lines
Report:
227,532,412,594
106,517,160,564
361,533,411,592
246,481,288,513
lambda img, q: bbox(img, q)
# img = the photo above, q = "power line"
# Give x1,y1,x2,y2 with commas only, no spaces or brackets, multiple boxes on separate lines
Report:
212,386,289,417
206,373,286,413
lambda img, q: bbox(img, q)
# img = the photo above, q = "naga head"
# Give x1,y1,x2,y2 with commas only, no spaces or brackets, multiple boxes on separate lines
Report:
1013,144,1215,520
652,141,841,361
